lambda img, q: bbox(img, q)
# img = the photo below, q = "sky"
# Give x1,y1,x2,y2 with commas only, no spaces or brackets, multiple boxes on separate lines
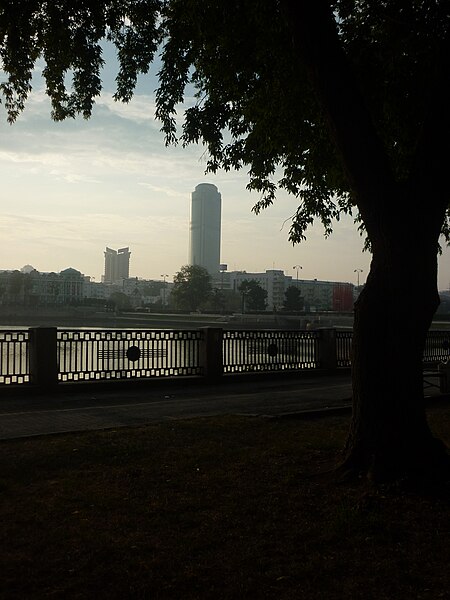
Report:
1,44,450,290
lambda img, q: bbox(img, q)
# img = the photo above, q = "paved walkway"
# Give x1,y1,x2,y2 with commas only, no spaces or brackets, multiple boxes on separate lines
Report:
0,372,446,440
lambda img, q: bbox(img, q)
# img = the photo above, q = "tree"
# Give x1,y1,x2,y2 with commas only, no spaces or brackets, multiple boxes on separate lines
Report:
22,272,35,305
8,271,24,303
109,291,131,311
283,286,304,312
1,1,449,483
206,288,226,313
171,265,212,312
207,288,242,313
238,280,268,312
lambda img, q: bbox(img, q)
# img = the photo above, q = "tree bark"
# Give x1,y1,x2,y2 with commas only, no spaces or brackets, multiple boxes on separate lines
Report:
344,236,449,482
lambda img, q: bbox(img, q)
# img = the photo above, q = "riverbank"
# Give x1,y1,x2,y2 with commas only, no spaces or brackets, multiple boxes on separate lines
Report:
2,305,450,331
0,306,354,329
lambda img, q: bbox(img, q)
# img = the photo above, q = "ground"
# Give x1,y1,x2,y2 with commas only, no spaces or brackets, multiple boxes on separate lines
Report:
0,403,449,599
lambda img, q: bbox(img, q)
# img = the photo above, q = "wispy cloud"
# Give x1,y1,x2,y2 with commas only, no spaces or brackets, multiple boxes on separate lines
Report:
0,212,189,277
96,93,157,123
137,182,186,198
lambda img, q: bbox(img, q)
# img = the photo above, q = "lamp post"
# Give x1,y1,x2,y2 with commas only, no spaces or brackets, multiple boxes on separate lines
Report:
354,269,363,287
161,274,168,307
293,265,302,287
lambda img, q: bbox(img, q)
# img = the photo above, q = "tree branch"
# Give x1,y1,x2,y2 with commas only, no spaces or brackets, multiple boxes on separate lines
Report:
280,0,397,232
408,34,450,217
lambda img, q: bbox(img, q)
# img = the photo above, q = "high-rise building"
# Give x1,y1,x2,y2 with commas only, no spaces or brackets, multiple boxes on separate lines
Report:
189,183,221,276
116,247,131,280
103,248,116,284
103,247,131,283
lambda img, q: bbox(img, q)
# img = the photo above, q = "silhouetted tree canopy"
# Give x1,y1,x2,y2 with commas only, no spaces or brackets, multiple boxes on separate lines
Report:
109,291,131,311
2,1,450,483
1,1,448,242
238,279,268,312
283,285,304,312
171,265,212,311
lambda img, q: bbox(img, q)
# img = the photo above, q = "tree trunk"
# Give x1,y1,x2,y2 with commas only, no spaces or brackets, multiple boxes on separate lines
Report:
343,238,450,483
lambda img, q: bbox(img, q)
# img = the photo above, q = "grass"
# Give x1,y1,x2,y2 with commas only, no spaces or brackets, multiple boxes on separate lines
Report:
1,405,450,599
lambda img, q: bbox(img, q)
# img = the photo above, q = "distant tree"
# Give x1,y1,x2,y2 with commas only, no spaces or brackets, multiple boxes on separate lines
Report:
48,276,61,305
2,1,450,482
171,265,212,312
22,273,35,305
109,291,131,311
238,280,268,312
283,286,304,312
142,282,163,297
222,289,243,313
206,288,226,313
8,271,24,303
207,288,242,313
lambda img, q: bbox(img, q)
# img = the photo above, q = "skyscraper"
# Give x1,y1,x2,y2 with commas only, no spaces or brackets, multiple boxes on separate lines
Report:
189,183,221,275
103,247,131,283
116,247,131,280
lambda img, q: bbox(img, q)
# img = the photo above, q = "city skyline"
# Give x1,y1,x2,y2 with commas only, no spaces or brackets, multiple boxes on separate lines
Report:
2,43,450,290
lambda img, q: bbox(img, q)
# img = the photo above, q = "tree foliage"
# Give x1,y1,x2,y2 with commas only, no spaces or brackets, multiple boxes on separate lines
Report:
171,265,212,311
0,0,161,121
2,1,449,243
205,288,226,313
238,279,268,312
283,285,304,312
109,291,131,310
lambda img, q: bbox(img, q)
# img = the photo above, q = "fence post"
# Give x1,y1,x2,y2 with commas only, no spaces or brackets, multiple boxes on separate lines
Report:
200,327,223,380
318,327,338,371
29,327,58,389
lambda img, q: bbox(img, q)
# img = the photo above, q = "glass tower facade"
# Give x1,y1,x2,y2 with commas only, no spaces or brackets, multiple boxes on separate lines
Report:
189,183,221,276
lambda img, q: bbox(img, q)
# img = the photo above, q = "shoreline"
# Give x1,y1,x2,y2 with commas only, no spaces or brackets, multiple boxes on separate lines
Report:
0,309,356,330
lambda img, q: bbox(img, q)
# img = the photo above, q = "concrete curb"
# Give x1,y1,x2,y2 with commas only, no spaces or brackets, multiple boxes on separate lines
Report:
263,404,352,420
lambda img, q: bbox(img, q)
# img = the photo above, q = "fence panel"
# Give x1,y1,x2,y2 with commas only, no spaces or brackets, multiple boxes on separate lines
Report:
57,329,203,382
223,330,319,374
336,330,352,368
423,330,450,365
0,330,30,384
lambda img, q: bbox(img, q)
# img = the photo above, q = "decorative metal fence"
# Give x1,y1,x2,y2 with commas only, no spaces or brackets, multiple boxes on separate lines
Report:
3,326,450,387
222,330,319,373
336,330,353,367
57,329,203,382
423,330,450,365
0,330,29,385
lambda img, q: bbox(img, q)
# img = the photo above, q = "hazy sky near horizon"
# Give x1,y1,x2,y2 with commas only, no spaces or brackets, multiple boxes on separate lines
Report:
1,44,450,289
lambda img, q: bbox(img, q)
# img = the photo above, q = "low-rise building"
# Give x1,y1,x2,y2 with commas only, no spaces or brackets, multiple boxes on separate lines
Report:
217,270,354,312
220,270,292,311
0,267,85,305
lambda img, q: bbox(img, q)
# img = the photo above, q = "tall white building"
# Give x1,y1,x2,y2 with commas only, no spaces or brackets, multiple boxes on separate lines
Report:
103,247,131,283
189,183,221,276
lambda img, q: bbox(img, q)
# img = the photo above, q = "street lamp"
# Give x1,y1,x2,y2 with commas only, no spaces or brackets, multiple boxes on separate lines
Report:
293,265,302,287
161,274,168,307
354,269,363,287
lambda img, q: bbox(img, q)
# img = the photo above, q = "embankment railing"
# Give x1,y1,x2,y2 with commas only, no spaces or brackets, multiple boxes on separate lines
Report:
1,327,450,390
222,330,320,373
0,329,29,385
58,329,203,382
